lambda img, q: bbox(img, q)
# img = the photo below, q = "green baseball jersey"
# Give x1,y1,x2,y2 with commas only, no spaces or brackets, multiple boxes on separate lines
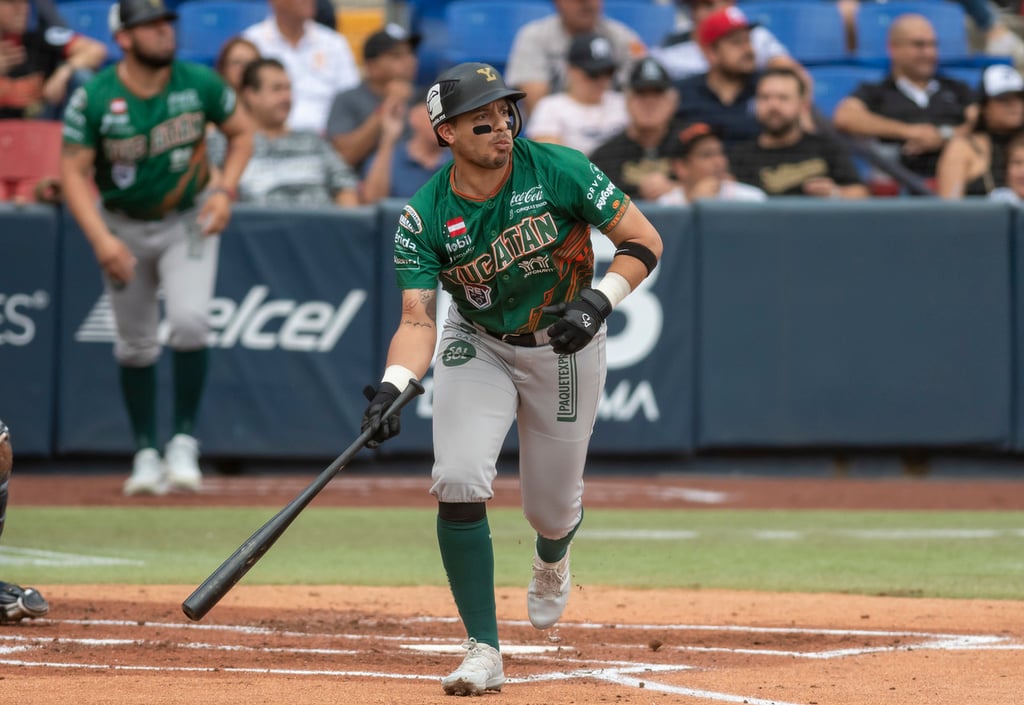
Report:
394,140,630,334
62,61,236,220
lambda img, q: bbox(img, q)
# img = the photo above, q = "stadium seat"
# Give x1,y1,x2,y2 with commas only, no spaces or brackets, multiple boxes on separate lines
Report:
58,1,122,62
855,0,970,63
939,65,983,90
808,64,884,118
176,0,270,66
603,0,676,48
0,120,63,203
442,0,550,73
742,1,848,65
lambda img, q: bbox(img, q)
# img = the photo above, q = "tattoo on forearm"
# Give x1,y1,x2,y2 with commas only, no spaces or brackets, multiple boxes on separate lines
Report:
421,290,437,321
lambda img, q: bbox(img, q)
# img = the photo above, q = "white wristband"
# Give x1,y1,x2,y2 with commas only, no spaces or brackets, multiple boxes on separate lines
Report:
594,272,631,308
381,364,417,392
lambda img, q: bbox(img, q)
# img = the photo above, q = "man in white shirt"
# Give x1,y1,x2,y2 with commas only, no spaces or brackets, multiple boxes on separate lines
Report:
243,0,360,134
525,33,629,156
652,0,798,82
504,0,646,116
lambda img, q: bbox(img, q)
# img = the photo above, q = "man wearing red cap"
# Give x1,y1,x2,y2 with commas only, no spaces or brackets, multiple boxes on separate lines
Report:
674,6,763,148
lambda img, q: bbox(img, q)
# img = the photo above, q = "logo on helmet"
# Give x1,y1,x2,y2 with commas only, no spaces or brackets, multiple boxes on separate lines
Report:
426,83,445,125
476,67,497,82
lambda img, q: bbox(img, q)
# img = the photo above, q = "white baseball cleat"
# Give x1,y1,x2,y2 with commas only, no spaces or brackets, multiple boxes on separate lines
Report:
441,638,504,696
164,434,202,491
123,448,166,496
527,547,572,629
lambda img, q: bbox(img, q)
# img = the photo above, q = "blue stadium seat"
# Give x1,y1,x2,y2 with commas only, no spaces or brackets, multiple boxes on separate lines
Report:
742,1,848,65
603,1,676,48
58,1,122,62
855,0,969,63
176,0,269,66
939,65,983,91
442,0,550,73
808,64,884,118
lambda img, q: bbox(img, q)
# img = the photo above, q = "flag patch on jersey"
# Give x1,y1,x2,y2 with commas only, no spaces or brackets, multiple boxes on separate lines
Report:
446,217,467,238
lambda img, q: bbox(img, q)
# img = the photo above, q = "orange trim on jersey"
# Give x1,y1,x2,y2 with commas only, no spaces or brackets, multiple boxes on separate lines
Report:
599,194,631,234
449,153,513,202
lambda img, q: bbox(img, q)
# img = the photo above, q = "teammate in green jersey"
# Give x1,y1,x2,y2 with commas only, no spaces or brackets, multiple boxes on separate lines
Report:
60,0,253,496
361,62,664,696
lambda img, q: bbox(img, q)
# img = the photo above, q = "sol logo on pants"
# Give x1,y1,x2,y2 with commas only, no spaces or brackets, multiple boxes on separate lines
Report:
441,341,475,367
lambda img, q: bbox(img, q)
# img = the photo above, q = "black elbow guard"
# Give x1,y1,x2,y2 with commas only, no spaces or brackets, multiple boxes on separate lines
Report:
613,241,658,275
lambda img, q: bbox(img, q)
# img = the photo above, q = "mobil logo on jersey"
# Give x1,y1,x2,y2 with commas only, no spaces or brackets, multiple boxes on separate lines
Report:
0,290,50,346
75,285,366,352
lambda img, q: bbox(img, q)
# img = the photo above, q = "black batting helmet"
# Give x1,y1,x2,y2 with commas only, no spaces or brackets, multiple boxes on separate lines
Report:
426,62,527,147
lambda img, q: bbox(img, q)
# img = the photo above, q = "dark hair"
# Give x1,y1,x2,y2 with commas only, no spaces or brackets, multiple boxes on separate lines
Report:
240,58,287,92
758,67,806,97
214,36,261,78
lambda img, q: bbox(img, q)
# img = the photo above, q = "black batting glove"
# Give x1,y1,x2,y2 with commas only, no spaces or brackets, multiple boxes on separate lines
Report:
361,382,401,448
543,287,613,355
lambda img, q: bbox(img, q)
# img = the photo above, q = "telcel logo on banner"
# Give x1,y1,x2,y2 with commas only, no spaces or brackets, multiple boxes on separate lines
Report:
76,285,366,352
0,291,51,346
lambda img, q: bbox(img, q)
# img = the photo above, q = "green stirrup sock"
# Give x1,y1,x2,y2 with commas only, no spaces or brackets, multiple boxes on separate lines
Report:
173,348,208,436
536,508,584,563
119,364,158,450
437,516,499,650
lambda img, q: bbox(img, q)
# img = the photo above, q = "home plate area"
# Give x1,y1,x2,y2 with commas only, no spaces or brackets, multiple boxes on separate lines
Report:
2,596,1021,705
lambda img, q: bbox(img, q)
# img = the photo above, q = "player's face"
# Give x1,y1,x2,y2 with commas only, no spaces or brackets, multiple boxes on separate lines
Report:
626,88,677,131
755,75,802,136
124,19,176,69
710,29,755,77
448,99,515,169
248,66,292,128
1007,147,1024,198
683,136,728,181
0,0,29,35
985,93,1024,132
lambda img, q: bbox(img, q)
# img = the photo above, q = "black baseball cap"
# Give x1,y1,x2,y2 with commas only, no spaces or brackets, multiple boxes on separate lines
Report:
568,33,617,77
114,0,178,32
628,57,672,92
363,23,421,61
670,122,721,158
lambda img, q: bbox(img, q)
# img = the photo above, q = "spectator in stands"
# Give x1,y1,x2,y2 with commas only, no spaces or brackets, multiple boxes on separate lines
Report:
833,14,978,180
243,0,360,134
674,6,762,149
360,91,451,203
326,23,419,174
731,68,868,198
936,64,1024,199
214,36,261,93
653,0,798,83
988,132,1024,203
524,33,628,156
504,0,646,116
656,122,766,204
0,0,106,119
589,57,682,199
208,58,359,207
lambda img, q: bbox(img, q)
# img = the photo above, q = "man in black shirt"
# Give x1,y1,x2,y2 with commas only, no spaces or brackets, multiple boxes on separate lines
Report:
589,57,683,199
732,68,868,198
0,0,106,119
833,13,977,179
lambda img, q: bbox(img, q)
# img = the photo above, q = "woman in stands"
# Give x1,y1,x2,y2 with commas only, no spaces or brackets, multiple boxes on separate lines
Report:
988,133,1024,204
936,64,1024,199
214,36,261,93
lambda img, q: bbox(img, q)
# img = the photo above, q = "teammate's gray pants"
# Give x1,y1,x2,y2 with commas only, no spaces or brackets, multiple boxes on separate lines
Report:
100,205,220,367
430,309,606,540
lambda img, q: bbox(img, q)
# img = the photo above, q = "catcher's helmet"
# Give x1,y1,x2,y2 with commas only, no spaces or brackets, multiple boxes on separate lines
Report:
426,63,527,147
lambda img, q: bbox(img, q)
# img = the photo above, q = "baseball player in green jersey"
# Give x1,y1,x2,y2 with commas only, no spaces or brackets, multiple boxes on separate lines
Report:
361,62,663,696
60,0,253,496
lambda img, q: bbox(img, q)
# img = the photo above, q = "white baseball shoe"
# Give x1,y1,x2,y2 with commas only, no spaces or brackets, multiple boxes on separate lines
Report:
164,434,202,491
123,448,166,496
441,638,504,696
527,547,572,629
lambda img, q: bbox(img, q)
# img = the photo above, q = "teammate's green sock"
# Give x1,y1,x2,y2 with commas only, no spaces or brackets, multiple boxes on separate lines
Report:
437,516,499,650
172,348,208,436
536,508,584,563
119,364,158,450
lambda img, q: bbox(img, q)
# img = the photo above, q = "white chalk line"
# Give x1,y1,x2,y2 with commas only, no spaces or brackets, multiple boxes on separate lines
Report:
5,616,1019,705
0,546,144,567
577,528,1024,541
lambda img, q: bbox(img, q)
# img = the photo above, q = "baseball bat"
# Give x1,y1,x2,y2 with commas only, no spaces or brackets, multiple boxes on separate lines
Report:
181,379,425,621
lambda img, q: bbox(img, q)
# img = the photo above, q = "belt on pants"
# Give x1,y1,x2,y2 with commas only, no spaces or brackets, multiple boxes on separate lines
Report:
480,327,549,347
